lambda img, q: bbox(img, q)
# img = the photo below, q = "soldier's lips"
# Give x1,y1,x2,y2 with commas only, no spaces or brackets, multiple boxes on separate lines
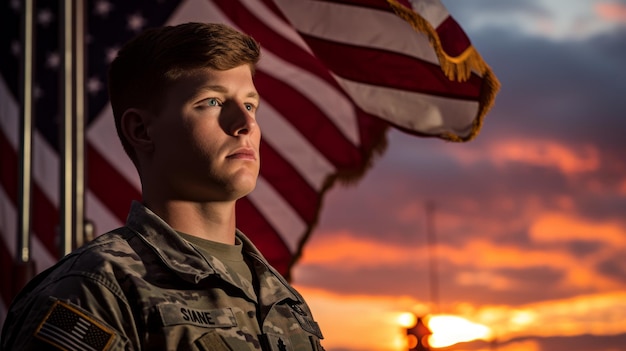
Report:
226,148,256,160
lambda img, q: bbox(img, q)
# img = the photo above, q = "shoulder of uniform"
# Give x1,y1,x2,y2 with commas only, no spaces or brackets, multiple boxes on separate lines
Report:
19,226,142,290
9,227,143,306
68,226,143,269
85,226,137,247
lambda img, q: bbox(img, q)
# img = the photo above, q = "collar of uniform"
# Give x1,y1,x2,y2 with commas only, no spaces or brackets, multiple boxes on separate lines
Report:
236,231,302,305
125,201,301,305
125,201,216,284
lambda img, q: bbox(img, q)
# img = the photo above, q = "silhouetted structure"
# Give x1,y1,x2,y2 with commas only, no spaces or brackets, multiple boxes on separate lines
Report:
406,316,432,351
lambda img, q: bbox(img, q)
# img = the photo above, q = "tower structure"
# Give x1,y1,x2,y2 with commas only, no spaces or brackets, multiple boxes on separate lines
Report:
406,316,432,351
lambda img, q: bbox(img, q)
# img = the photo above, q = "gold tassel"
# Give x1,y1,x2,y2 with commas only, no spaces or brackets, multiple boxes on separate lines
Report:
387,0,501,142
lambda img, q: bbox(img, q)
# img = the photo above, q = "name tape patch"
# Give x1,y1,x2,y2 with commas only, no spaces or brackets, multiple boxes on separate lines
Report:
158,303,237,328
34,300,115,351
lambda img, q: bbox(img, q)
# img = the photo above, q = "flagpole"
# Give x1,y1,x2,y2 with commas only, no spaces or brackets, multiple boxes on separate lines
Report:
74,0,87,249
60,0,86,256
15,0,37,295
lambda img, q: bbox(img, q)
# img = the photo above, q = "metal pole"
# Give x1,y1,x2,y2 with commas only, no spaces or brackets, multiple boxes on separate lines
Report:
60,0,87,255
15,0,37,295
60,0,74,256
74,0,86,249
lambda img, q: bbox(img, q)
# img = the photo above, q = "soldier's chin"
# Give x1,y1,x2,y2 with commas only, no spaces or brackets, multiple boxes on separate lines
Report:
238,183,257,200
229,177,257,200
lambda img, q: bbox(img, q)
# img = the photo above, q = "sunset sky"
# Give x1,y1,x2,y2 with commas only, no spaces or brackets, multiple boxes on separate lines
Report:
288,1,626,350
2,1,625,350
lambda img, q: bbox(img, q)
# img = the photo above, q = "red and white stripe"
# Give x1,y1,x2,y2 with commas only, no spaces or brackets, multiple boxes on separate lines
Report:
1,73,58,322
273,0,484,137
1,0,496,325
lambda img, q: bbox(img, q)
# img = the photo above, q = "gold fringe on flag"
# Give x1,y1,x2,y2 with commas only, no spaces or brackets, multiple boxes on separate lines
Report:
387,0,501,142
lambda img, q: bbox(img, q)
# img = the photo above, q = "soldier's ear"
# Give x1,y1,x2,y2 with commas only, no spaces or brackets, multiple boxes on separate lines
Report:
121,108,154,154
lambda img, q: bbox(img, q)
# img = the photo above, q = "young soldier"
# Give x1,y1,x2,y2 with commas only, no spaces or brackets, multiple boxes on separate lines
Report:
1,22,324,351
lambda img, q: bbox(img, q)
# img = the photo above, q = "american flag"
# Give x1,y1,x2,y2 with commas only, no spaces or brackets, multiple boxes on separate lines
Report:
34,300,115,351
0,0,498,326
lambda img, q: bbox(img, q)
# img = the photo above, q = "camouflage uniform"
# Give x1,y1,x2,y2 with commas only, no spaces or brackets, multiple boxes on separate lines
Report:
1,201,324,351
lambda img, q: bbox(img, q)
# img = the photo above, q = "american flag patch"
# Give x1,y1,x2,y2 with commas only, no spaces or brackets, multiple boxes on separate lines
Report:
34,300,115,351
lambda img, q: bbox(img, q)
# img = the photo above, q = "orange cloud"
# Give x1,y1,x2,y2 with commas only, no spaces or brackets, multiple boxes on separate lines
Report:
490,141,599,174
297,231,431,269
530,212,626,246
293,286,626,351
475,291,626,339
446,139,600,175
299,231,622,292
596,2,626,22
438,239,569,269
527,212,626,290
446,239,623,291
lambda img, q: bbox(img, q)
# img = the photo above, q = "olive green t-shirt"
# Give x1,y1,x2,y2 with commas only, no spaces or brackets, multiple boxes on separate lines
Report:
177,232,254,286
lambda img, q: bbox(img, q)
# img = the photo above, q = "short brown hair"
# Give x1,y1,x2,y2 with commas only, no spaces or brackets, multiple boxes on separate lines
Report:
108,22,261,164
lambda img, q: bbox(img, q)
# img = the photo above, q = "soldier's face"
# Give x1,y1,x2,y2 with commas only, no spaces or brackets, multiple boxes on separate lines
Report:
148,65,261,202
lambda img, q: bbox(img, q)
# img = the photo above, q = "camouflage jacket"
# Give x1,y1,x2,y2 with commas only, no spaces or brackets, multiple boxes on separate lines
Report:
1,201,324,351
